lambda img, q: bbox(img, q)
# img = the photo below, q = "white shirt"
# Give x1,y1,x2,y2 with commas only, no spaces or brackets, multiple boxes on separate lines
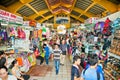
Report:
0,75,17,80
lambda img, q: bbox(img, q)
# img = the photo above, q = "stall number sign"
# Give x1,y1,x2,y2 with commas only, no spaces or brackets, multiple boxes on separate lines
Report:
0,9,23,24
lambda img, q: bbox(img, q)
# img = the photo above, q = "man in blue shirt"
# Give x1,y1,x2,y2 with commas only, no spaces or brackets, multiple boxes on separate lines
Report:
80,54,104,80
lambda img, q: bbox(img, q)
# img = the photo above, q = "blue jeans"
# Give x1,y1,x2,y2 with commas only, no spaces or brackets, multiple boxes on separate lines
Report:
45,55,49,65
54,60,60,75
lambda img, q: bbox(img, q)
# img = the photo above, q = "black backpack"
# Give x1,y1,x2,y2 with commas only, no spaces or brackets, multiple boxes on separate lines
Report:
83,68,100,80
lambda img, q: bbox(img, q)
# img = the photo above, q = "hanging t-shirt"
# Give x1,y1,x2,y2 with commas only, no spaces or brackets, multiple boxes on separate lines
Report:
94,36,98,42
24,30,30,40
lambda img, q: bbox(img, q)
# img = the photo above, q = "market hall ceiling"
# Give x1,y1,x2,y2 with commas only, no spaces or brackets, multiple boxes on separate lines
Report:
0,0,120,23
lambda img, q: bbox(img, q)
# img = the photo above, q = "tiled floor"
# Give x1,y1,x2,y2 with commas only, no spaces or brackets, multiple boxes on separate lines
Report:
29,56,72,80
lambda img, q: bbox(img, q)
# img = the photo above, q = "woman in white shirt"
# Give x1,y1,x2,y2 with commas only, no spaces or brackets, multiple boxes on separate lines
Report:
0,66,17,80
9,59,30,80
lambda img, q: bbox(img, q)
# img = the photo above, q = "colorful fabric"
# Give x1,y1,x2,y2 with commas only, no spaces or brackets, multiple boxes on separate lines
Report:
16,57,23,66
28,54,36,66
17,28,26,39
34,49,40,57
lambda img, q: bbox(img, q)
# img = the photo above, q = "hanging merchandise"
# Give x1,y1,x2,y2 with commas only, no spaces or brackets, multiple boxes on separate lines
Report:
24,30,30,40
20,57,30,72
46,28,50,38
17,27,26,39
28,53,36,66
29,31,33,40
9,27,16,37
111,18,120,29
38,29,42,40
94,22,104,34
33,30,38,38
42,27,47,37
16,57,23,66
3,29,8,41
102,18,112,36
29,20,36,27
10,36,15,48
85,17,99,24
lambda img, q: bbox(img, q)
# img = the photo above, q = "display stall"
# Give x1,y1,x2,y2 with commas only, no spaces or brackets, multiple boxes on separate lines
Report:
96,11,120,80
0,10,41,74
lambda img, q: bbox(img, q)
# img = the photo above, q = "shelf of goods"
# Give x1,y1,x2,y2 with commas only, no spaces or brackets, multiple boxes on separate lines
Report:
109,29,120,56
104,56,120,80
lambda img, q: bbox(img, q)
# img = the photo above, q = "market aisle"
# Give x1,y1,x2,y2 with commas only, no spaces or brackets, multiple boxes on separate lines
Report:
29,56,72,80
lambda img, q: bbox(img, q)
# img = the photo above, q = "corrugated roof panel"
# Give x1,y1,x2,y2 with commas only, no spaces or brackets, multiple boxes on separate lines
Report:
80,15,88,19
17,5,35,17
35,16,43,20
29,0,48,11
70,17,81,23
43,11,52,17
88,4,106,15
75,0,93,10
71,10,80,16
43,17,54,23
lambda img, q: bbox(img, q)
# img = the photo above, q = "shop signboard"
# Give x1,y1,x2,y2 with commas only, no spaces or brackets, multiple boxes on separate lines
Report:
0,9,23,24
56,17,69,24
84,17,99,24
23,21,30,26
16,16,23,24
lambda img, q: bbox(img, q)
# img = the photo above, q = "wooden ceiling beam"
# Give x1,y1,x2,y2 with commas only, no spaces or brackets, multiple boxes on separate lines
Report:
44,0,53,13
25,3,39,15
38,15,53,23
51,3,61,9
28,9,49,19
70,0,77,13
25,3,46,19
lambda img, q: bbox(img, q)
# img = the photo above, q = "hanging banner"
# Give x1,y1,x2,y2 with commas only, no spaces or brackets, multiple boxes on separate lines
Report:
84,17,99,24
23,21,30,26
0,9,23,24
56,17,69,24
